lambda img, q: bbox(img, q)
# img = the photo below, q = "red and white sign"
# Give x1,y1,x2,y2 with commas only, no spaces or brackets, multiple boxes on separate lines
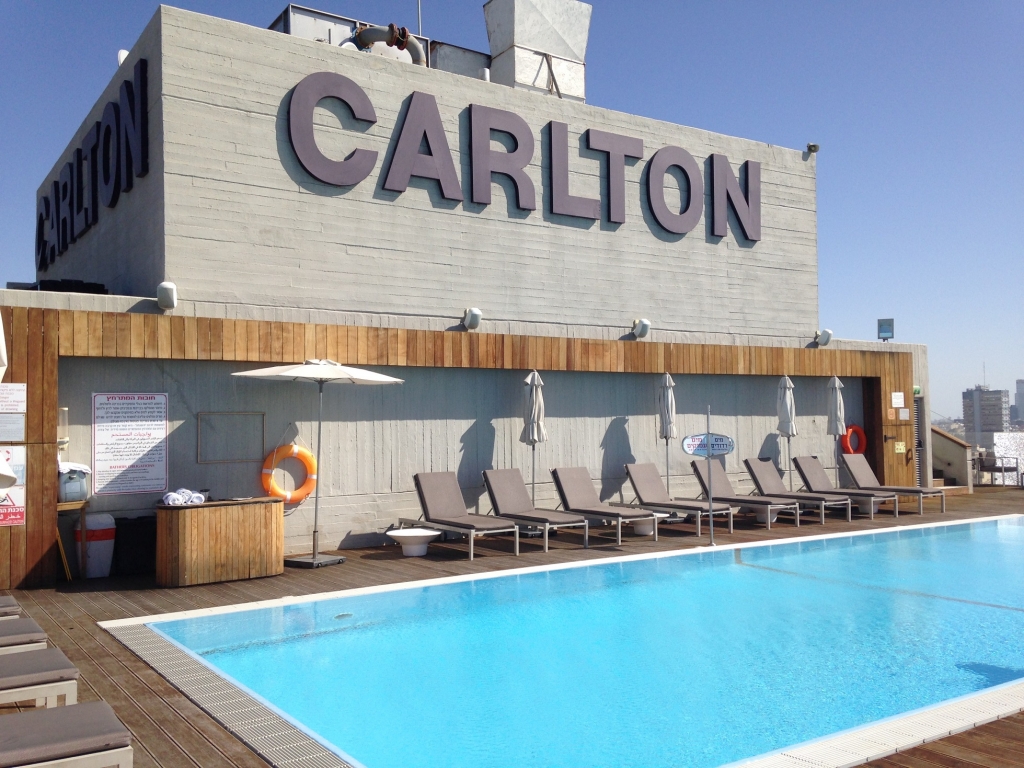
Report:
92,393,168,495
0,446,26,527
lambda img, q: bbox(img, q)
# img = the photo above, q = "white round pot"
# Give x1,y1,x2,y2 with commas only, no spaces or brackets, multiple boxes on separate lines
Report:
754,508,779,524
387,528,440,557
632,519,655,536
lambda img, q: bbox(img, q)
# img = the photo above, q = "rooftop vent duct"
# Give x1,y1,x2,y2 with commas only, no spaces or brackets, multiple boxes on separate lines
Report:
356,23,427,66
484,0,592,102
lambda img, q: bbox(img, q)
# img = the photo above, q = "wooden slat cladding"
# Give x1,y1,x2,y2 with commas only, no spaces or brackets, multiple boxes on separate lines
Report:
51,309,913,381
0,308,59,589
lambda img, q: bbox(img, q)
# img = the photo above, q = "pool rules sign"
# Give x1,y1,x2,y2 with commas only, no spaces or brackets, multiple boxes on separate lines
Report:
92,393,168,495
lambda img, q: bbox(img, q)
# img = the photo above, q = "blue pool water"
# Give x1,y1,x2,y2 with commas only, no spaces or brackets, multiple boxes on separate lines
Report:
152,518,1024,768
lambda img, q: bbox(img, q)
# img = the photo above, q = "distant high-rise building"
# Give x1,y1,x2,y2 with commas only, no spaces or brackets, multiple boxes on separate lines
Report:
1016,380,1024,412
963,386,1010,443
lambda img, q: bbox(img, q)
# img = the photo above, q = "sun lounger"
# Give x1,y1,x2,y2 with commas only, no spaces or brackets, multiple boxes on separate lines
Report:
0,700,132,768
0,617,48,656
690,460,800,530
743,457,853,524
400,472,520,560
841,452,945,515
550,467,659,545
482,469,588,552
0,595,20,621
792,455,897,518
0,647,79,708
624,463,733,535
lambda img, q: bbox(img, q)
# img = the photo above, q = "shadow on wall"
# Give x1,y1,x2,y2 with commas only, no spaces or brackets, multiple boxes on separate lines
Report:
758,433,782,466
459,418,496,513
600,416,635,501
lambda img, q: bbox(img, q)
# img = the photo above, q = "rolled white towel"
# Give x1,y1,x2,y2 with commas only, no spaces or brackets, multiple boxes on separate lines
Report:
162,492,184,506
175,488,194,503
188,493,205,505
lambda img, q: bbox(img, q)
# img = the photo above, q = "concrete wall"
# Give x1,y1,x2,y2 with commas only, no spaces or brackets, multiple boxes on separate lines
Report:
42,5,818,344
931,428,971,490
36,14,166,297
58,355,862,553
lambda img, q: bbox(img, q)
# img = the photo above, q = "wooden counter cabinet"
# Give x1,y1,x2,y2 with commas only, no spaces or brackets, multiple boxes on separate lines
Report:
155,498,284,587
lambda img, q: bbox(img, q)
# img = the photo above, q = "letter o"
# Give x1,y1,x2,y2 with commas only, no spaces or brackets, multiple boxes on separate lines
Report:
99,101,121,208
646,146,703,234
288,72,379,186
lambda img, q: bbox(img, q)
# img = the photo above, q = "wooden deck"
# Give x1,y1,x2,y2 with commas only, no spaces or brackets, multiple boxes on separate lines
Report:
3,487,1022,768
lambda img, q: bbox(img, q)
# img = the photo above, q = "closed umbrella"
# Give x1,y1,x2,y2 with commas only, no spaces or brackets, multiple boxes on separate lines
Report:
777,376,798,490
827,376,846,484
233,359,403,568
657,374,678,494
523,371,547,504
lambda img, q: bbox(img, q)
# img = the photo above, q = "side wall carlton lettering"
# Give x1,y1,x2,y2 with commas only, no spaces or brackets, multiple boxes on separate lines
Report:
288,72,761,242
36,60,149,272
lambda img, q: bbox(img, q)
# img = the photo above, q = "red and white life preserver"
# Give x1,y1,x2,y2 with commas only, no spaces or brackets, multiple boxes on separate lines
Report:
841,425,867,454
262,445,317,503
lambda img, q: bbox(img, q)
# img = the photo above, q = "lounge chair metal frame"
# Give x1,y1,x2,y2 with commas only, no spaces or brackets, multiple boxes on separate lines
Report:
481,469,588,552
792,455,898,518
624,463,734,535
841,452,945,515
690,460,800,530
0,678,78,709
17,746,133,768
743,457,853,524
0,641,47,656
550,467,660,545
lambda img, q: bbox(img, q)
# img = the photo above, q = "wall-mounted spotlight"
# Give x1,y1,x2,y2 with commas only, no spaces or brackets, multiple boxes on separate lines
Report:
118,49,130,66
462,307,482,330
632,318,651,339
156,282,178,310
806,143,820,154
814,329,833,347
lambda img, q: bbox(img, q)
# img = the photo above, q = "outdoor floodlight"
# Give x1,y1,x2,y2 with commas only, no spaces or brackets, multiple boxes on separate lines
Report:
877,318,894,341
118,49,130,66
463,307,483,330
157,282,178,310
814,329,833,347
632,318,651,339
806,143,820,154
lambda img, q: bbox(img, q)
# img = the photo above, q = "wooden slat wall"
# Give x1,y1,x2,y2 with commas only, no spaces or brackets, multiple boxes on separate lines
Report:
2,305,917,588
0,307,59,589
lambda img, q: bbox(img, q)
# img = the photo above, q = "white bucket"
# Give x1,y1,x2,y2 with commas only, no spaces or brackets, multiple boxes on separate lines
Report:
74,513,116,578
59,470,91,503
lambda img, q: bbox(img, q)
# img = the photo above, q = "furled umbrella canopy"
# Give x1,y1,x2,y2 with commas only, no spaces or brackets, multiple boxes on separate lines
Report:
523,370,547,504
777,376,798,489
232,359,403,567
657,373,677,494
827,377,846,437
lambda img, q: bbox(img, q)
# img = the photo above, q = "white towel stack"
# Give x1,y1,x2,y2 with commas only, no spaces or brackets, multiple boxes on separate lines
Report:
162,488,206,506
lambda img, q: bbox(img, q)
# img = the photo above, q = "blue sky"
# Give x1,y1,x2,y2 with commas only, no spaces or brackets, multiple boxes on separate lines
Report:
1,1,1021,417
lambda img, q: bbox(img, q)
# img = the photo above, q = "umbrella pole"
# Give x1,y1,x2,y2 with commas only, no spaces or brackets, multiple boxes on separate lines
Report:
665,438,670,496
531,443,536,505
312,380,324,563
788,435,793,491
707,406,714,546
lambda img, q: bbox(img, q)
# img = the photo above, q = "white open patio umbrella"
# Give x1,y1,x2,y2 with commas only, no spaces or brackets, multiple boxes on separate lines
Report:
523,371,547,504
657,374,678,494
777,376,798,490
827,376,846,485
233,359,403,568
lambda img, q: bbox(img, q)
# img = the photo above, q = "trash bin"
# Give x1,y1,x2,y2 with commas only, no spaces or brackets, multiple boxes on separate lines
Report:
74,513,116,578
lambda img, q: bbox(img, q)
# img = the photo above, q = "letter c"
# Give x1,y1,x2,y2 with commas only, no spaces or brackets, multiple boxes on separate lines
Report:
288,72,378,186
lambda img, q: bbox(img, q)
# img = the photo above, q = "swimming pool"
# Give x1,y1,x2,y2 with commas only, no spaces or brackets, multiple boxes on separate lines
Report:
149,517,1024,768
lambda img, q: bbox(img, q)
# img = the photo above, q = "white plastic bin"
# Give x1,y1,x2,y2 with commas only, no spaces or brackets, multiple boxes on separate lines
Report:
74,513,116,578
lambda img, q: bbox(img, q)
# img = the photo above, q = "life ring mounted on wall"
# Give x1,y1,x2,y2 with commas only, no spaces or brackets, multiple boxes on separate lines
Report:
262,445,317,503
841,425,867,455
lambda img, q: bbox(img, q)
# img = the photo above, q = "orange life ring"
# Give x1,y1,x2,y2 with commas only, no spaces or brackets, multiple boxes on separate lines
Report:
841,425,867,455
262,445,317,503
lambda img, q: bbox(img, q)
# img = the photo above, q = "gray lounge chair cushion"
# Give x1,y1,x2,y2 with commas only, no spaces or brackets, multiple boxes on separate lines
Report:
0,700,130,768
0,596,18,617
0,617,46,648
0,648,79,691
482,469,584,525
841,453,942,495
793,456,895,499
551,468,649,520
428,514,515,531
625,463,730,512
414,472,469,521
744,458,850,504
691,460,796,508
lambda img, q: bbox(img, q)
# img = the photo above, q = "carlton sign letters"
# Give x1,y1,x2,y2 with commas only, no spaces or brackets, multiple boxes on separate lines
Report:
289,71,762,241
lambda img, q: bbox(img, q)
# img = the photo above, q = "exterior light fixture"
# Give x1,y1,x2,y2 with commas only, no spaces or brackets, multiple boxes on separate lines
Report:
118,49,130,66
463,307,483,330
877,318,894,341
632,318,651,339
157,282,178,310
814,329,833,347
806,143,819,153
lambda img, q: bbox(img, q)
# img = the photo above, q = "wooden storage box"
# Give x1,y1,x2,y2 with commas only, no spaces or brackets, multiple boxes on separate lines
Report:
155,498,284,587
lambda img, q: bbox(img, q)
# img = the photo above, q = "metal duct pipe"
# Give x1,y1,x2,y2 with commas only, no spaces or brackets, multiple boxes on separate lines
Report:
355,23,427,67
